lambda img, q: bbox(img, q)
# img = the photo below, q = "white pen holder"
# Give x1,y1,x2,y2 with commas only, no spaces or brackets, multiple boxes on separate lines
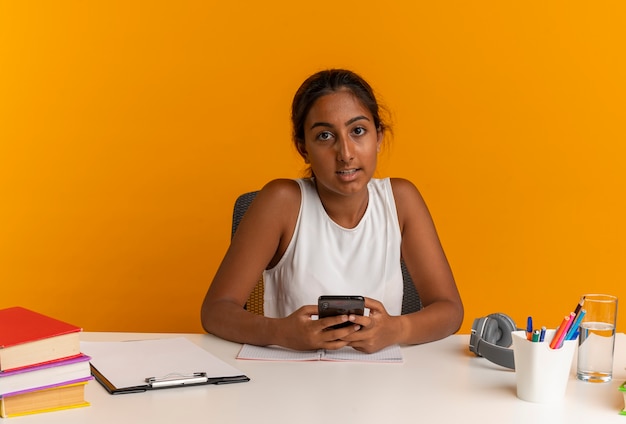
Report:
511,330,577,403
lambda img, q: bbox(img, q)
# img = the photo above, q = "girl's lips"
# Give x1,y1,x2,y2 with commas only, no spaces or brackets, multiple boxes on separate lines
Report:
336,168,358,175
336,168,360,181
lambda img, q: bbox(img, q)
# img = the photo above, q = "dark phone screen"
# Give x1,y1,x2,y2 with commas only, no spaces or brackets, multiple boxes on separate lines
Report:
318,296,365,329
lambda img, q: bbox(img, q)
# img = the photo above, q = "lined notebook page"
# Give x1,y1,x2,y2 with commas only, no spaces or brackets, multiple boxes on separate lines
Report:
237,344,402,363
324,345,403,363
237,345,322,361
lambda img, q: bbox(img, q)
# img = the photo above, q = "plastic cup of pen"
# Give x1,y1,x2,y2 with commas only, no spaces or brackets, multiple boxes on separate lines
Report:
576,294,618,383
511,330,576,403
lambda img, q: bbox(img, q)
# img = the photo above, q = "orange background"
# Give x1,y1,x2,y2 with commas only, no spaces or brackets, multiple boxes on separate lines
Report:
1,2,624,334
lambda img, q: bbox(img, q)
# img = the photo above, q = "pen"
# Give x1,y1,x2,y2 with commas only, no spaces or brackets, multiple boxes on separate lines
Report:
531,329,540,342
539,326,546,342
526,316,533,341
550,314,573,349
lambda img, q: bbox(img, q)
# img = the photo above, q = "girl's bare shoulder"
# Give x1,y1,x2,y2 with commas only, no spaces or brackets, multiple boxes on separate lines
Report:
389,177,423,203
389,178,431,227
258,179,301,205
242,179,302,225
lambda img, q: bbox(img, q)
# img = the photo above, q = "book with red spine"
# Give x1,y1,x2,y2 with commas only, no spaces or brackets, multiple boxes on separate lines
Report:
0,307,82,371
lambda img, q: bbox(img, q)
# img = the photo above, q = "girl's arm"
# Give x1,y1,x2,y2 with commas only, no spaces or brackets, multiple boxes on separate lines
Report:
392,177,464,344
200,179,358,350
201,179,298,346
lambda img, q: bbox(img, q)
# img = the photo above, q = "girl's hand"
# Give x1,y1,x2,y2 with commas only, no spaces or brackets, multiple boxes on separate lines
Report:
278,305,362,351
341,298,403,353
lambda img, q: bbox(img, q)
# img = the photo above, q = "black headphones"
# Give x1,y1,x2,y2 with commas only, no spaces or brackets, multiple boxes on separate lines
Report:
469,313,522,370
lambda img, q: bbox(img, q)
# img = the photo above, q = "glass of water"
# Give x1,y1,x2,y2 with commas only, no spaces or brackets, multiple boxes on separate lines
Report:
576,294,618,383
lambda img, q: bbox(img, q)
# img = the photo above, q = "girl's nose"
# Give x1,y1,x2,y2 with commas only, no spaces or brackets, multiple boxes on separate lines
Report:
336,135,354,163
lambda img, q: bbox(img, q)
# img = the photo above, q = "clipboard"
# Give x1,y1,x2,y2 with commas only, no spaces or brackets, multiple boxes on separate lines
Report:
81,337,250,395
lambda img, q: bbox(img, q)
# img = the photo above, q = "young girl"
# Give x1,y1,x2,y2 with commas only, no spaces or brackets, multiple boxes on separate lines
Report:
201,69,463,353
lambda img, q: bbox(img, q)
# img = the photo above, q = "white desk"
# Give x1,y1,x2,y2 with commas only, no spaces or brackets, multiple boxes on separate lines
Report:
7,332,626,423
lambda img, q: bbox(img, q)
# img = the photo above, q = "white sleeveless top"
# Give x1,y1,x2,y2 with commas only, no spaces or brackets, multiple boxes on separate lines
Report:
263,178,404,318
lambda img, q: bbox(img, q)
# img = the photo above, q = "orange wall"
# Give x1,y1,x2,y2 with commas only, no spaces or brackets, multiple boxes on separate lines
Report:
1,2,624,334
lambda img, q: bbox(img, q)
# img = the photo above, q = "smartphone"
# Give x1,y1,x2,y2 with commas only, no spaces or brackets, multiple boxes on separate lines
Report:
318,295,365,329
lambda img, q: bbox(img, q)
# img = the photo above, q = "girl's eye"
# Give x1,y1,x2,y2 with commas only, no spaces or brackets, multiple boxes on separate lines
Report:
353,127,366,136
317,131,334,141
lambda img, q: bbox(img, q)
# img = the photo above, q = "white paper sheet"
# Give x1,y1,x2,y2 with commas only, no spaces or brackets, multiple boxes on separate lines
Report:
81,337,246,389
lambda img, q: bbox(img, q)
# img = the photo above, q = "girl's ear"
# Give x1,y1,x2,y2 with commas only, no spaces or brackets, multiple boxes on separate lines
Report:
376,127,384,152
296,139,309,163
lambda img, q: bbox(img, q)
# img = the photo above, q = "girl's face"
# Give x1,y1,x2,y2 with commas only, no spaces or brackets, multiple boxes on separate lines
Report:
299,89,382,198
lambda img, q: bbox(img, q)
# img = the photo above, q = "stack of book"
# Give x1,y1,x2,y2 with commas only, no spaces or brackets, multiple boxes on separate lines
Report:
0,307,92,418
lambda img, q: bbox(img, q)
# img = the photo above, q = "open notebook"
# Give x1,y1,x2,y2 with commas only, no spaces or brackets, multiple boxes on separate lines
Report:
237,344,403,363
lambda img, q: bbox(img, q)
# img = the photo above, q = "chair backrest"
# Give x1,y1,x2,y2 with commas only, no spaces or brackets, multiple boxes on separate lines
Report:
231,191,422,315
232,192,265,315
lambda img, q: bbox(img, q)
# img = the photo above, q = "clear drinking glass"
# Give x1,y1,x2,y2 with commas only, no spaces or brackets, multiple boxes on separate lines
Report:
576,294,618,383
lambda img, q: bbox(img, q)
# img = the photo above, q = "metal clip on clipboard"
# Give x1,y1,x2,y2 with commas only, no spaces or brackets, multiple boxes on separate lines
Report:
145,372,209,388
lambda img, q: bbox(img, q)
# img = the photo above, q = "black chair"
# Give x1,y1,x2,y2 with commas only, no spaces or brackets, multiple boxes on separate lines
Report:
232,191,422,315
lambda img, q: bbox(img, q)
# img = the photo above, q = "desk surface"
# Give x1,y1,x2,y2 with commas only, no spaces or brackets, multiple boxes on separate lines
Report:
6,332,626,423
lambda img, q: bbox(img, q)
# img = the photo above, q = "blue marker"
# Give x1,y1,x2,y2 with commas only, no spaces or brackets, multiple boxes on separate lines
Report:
526,316,533,341
539,326,546,342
